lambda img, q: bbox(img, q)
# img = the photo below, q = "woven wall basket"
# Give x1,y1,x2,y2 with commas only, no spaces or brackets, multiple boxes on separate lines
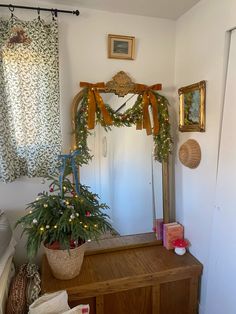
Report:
44,243,86,280
179,139,201,169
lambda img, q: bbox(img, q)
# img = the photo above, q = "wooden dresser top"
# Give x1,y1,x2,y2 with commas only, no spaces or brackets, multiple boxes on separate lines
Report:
41,241,202,298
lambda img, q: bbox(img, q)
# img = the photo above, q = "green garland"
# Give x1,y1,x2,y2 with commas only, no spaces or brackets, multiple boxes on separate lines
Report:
75,89,172,164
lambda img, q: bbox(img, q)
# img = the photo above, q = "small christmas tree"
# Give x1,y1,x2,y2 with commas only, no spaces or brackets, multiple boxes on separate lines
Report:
16,155,114,260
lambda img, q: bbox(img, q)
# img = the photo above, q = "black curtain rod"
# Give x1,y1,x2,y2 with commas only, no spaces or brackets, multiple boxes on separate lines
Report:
0,3,80,16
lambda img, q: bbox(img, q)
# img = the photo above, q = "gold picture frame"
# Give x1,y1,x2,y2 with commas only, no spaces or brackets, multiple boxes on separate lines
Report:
178,81,206,132
108,34,135,60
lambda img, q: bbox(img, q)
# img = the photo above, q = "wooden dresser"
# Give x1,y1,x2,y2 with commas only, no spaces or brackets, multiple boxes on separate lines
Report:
41,234,202,314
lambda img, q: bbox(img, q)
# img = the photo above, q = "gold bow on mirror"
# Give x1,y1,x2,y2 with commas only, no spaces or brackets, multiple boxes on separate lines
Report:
135,84,162,136
80,82,113,129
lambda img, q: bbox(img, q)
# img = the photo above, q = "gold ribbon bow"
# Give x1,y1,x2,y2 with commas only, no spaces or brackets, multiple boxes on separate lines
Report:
135,84,162,136
80,82,113,129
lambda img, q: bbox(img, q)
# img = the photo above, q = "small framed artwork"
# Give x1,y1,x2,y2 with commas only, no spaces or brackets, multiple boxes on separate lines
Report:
178,80,206,132
108,34,135,60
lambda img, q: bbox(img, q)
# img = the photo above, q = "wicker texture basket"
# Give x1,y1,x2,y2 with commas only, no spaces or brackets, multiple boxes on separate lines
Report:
179,139,201,169
44,243,86,280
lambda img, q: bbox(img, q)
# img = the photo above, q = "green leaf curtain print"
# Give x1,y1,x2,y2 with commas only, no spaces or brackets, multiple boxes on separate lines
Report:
0,17,62,182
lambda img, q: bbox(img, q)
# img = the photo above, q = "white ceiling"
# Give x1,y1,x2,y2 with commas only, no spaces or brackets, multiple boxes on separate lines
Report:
45,0,200,20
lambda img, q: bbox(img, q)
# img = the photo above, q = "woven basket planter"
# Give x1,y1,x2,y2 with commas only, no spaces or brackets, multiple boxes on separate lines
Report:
44,243,86,280
179,139,201,169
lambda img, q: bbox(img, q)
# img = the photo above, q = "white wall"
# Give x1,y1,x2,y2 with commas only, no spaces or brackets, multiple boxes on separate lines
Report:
175,0,236,313
0,1,176,265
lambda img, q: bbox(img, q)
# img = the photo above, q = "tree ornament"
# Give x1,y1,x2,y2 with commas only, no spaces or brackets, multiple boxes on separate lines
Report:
32,219,38,224
86,211,91,217
49,187,54,192
60,199,66,206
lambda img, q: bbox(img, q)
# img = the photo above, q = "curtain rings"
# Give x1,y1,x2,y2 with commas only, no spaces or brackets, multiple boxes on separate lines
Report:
51,9,58,21
51,9,55,21
9,4,14,18
37,8,41,21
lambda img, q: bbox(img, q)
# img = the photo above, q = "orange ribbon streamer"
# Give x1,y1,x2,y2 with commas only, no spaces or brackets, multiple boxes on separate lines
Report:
142,92,152,135
80,82,113,129
135,84,161,136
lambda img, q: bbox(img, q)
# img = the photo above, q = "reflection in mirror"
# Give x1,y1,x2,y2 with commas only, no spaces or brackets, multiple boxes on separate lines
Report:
80,93,163,237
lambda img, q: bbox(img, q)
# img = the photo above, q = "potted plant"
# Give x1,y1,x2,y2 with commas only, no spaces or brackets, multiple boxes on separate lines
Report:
16,154,114,280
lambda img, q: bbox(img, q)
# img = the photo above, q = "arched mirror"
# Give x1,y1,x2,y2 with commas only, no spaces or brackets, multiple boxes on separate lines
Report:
71,71,171,240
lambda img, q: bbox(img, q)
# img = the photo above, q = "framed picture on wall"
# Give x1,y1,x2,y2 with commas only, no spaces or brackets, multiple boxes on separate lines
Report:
108,34,135,60
178,80,206,132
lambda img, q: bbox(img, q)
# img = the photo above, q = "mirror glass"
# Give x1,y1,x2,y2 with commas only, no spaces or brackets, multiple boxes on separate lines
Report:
80,93,163,237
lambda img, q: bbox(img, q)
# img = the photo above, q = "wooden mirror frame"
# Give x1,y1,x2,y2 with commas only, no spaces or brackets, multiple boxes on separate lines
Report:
71,71,170,248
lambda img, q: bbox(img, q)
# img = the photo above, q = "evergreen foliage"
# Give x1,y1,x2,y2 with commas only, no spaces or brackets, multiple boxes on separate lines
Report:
76,90,172,164
16,173,114,259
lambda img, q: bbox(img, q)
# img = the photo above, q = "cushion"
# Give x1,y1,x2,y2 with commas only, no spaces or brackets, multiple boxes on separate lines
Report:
6,264,28,314
0,211,12,257
63,305,90,314
4,263,40,314
0,256,15,314
28,291,70,314
25,264,41,307
0,237,16,279
28,290,90,314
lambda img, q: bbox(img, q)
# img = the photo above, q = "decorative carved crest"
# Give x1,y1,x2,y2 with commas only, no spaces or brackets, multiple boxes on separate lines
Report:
105,71,136,97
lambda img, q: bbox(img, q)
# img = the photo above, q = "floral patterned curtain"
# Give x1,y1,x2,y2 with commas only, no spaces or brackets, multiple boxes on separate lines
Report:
0,17,61,182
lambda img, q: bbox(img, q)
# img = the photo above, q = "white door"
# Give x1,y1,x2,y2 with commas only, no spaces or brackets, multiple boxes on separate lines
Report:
205,30,236,314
